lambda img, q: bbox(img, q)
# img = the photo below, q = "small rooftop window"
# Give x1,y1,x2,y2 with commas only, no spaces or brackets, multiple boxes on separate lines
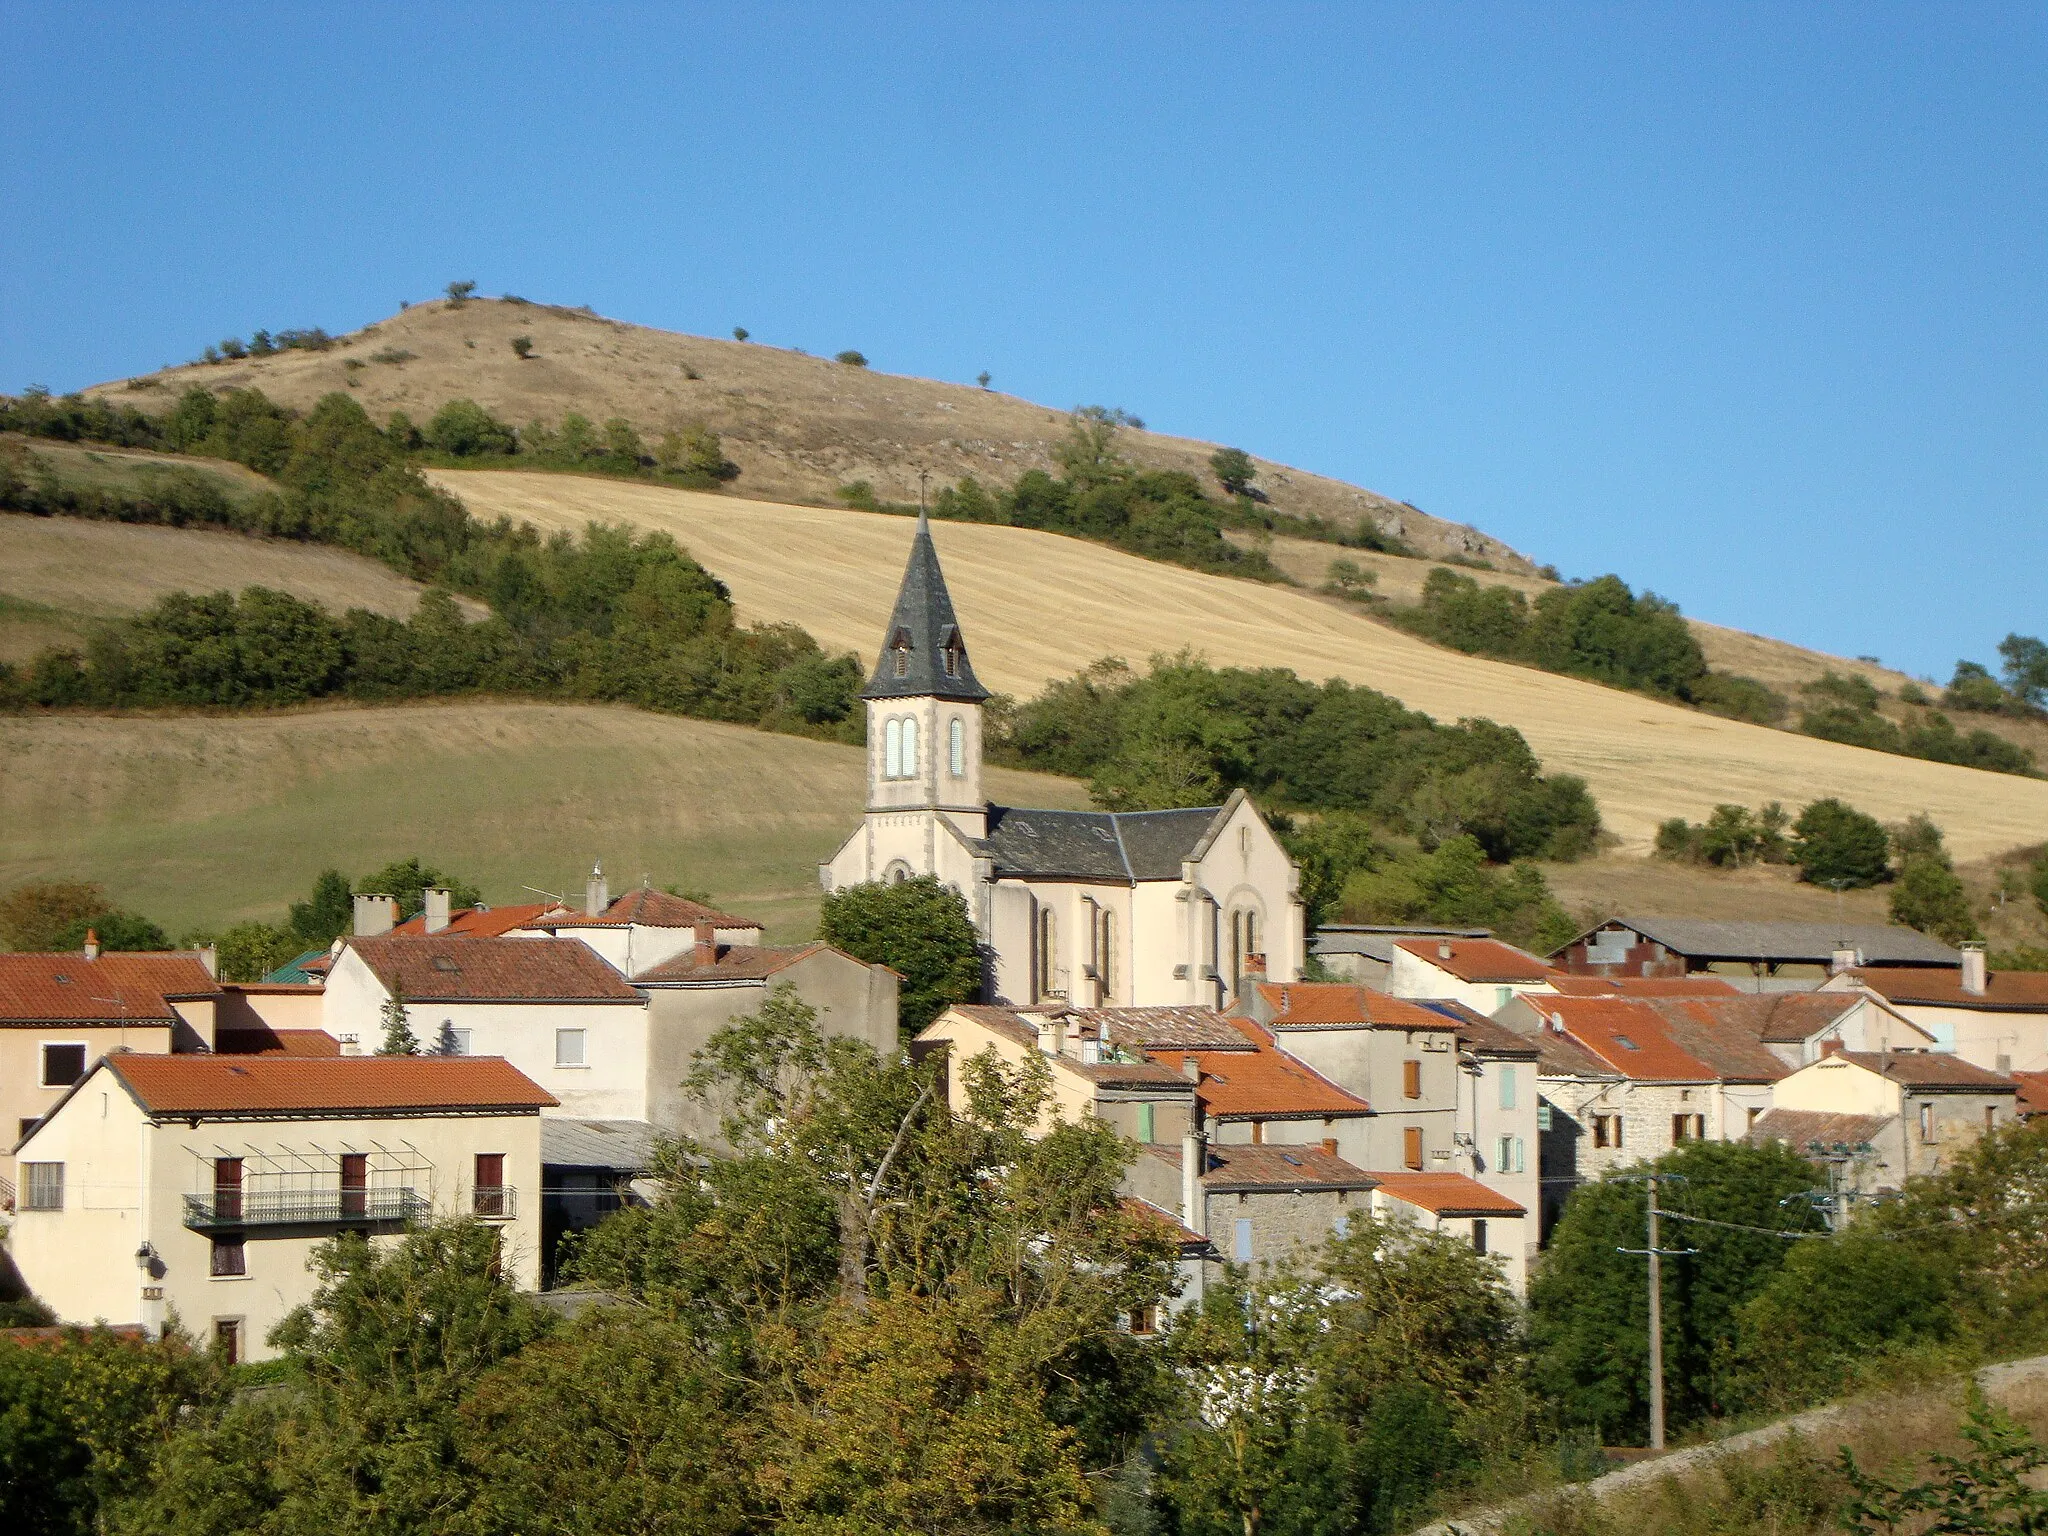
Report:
1281,1153,1302,1166
431,957,461,974
1612,1035,1639,1050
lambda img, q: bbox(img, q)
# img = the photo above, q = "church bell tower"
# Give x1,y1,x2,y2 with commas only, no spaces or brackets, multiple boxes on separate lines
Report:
860,511,990,838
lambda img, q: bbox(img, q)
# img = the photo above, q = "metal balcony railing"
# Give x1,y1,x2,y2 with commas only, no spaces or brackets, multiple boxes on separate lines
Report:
472,1186,516,1219
182,1187,428,1230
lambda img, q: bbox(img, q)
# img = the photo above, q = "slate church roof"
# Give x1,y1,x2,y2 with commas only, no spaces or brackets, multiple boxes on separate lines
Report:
980,803,1231,882
861,511,991,704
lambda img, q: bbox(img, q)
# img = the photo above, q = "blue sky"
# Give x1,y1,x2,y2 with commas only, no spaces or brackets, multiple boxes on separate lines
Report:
3,3,2042,679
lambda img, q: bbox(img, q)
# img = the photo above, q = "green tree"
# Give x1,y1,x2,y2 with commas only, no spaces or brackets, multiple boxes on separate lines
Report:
976,370,991,388
445,279,478,304
834,349,869,367
1944,659,2012,713
2002,633,2048,710
1055,406,1126,488
49,909,169,952
1791,797,1892,888
732,326,749,341
355,856,481,920
379,984,418,1056
0,880,113,951
1322,557,1379,600
1529,1141,1825,1439
819,874,982,1034
1891,856,1980,945
1209,446,1257,496
510,335,533,359
288,868,355,947
211,921,301,982
425,398,517,457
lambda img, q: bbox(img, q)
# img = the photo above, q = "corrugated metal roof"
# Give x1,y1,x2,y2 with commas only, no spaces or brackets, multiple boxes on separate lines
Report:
1563,917,1961,967
540,1118,659,1171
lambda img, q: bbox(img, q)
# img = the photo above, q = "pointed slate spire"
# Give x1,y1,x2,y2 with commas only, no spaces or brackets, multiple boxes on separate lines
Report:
861,509,991,703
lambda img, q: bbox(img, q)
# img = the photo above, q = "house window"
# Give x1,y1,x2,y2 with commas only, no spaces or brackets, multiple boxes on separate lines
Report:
1233,1218,1254,1262
1537,1103,1553,1132
40,1043,87,1088
340,1153,368,1219
1498,1065,1518,1112
1403,1126,1424,1170
1593,1114,1622,1150
1671,1114,1705,1143
21,1162,63,1211
1472,1219,1488,1256
555,1028,586,1069
474,1153,507,1217
948,716,966,777
213,1157,243,1221
1127,1303,1159,1336
440,1026,472,1056
1919,1102,1936,1143
1497,1134,1525,1174
1136,1102,1155,1144
1987,1105,1999,1132
1402,1060,1422,1100
210,1236,246,1278
212,1319,240,1365
17,1118,41,1149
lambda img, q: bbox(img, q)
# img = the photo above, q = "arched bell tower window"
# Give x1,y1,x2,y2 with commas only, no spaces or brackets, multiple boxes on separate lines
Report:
883,716,920,779
890,626,912,679
940,624,964,679
948,717,966,777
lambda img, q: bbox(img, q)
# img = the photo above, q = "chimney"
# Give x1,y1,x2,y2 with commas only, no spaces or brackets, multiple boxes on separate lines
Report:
1182,1054,1201,1083
1437,940,1454,961
82,928,100,962
352,893,396,937
585,861,609,918
1820,1037,1844,1058
1830,943,1863,975
1035,1015,1064,1057
1181,1127,1207,1237
693,921,716,968
1244,951,1267,982
423,888,452,934
1961,944,1988,996
1321,1137,1338,1156
197,943,218,979
338,1033,362,1056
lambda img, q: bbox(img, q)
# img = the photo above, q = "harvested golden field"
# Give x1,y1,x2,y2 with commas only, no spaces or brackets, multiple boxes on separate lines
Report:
0,701,1091,942
86,297,1529,570
433,469,2048,864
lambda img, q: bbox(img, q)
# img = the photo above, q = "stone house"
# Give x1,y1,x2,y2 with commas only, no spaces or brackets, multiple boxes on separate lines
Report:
1126,1140,1377,1286
1768,1047,2018,1184
1406,999,1543,1262
1386,937,1556,1016
820,512,1306,1006
9,1053,552,1362
1822,949,2048,1072
1366,1170,1531,1294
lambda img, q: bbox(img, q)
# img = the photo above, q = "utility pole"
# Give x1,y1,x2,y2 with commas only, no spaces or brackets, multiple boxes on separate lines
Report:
1616,1171,1695,1452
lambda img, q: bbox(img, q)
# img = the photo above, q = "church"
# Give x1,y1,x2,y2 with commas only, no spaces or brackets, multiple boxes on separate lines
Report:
821,512,1305,1007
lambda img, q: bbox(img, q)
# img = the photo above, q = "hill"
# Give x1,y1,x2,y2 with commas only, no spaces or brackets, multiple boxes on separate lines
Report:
0,701,1090,943
426,468,2048,865
84,296,1533,571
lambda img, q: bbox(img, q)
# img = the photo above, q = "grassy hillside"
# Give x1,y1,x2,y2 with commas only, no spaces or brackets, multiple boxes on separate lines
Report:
0,701,1090,944
428,468,2048,864
83,296,1533,572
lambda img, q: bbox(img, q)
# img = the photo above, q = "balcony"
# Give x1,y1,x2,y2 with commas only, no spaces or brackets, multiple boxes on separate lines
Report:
472,1186,516,1220
183,1187,428,1231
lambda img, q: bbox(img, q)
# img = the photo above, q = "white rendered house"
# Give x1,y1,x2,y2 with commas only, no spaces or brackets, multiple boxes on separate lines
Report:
821,513,1305,1007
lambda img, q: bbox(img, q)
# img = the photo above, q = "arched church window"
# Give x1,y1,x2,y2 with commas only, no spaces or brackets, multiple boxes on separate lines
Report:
1037,906,1058,999
1100,910,1114,999
900,716,919,776
884,860,912,885
884,717,903,779
948,717,966,777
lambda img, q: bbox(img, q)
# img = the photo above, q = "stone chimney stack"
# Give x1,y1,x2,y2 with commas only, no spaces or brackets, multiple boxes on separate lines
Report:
352,894,396,937
82,929,100,962
1035,1015,1065,1057
197,943,218,979
423,888,452,934
1961,943,1988,996
1180,1123,1207,1238
1831,943,1863,975
693,921,717,968
585,862,609,918
1437,940,1454,961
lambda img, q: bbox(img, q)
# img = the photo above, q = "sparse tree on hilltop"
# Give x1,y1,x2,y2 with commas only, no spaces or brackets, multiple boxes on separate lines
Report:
732,326,749,341
445,280,478,306
1209,446,1256,496
835,350,869,368
976,370,991,389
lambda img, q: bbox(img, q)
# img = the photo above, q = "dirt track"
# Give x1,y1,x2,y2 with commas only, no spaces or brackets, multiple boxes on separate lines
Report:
430,470,2048,863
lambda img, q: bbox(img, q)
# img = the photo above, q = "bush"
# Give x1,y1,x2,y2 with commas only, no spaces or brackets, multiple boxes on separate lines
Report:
1685,671,1788,724
446,280,477,305
1889,856,1979,945
510,336,533,359
1322,558,1379,600
1792,797,1893,888
1209,447,1256,496
834,350,868,368
1945,659,2013,713
1654,803,1789,868
425,398,518,457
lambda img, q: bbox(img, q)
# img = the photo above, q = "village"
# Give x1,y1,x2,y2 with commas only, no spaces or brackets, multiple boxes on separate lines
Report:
7,517,2042,1367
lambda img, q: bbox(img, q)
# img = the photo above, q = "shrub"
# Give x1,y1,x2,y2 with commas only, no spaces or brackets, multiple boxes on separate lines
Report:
732,326,749,341
1321,558,1379,600
1944,659,2011,713
1209,447,1256,496
834,350,868,368
1685,672,1788,724
425,398,518,457
1889,856,1979,944
976,370,991,388
510,336,533,359
1792,797,1892,888
446,279,477,305
1654,803,1790,868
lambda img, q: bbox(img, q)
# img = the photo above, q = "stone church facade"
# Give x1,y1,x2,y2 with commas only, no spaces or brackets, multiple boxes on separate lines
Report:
821,513,1304,1008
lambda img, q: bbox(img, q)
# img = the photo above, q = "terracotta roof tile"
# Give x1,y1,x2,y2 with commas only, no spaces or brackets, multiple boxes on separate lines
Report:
2014,1071,2048,1118
636,942,827,983
1748,1108,1893,1151
1149,1014,1373,1120
105,1053,556,1115
921,1007,1196,1090
1370,1170,1526,1217
1549,975,1742,998
533,889,758,931
349,936,641,1004
1846,967,2048,1012
1144,1141,1379,1191
1839,1050,2017,1090
213,1026,342,1058
0,953,219,1025
1394,937,1553,984
1643,1001,1793,1082
1661,992,1865,1045
1253,982,1451,1030
1533,995,1717,1082
1074,1006,1252,1050
391,903,553,938
1406,998,1541,1056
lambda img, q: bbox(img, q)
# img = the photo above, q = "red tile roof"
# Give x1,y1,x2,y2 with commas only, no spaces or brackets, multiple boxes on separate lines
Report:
390,903,554,938
1395,937,1553,984
104,1053,557,1116
0,953,220,1025
1145,1141,1379,1191
1549,975,1742,998
636,942,831,984
1370,1170,1526,1217
1748,1108,1893,1151
1534,995,1718,1082
922,1007,1197,1090
2014,1071,2048,1118
532,889,758,932
1642,1001,1792,1082
348,936,642,1004
1838,1050,2016,1091
1659,992,1867,1046
1407,999,1541,1057
1076,1006,1253,1050
1149,1015,1372,1120
1253,982,1450,1030
1845,968,2048,1013
214,1026,342,1058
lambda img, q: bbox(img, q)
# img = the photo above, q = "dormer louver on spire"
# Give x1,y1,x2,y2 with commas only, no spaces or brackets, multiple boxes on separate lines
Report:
861,511,991,703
